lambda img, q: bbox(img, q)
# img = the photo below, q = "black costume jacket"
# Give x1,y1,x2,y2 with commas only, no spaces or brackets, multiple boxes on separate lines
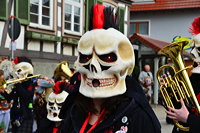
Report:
1,80,35,122
186,114,200,133
60,76,161,133
36,118,62,133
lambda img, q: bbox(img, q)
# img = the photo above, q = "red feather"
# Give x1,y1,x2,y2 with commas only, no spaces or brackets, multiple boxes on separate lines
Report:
92,4,106,29
189,16,200,35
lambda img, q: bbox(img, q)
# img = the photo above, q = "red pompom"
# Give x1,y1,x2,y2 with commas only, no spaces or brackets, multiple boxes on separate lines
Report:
53,81,65,94
189,16,200,35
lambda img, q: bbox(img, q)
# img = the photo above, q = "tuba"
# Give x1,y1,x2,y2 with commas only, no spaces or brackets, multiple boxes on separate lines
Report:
157,41,200,131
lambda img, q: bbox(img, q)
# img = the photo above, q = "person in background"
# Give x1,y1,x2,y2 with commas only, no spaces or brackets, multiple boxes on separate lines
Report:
0,61,37,133
0,69,11,133
138,64,154,103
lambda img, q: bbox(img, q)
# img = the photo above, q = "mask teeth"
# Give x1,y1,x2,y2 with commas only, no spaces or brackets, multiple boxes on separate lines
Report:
86,77,116,88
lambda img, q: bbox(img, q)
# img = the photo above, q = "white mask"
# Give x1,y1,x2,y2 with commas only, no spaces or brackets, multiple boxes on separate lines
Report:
47,91,68,122
75,28,135,98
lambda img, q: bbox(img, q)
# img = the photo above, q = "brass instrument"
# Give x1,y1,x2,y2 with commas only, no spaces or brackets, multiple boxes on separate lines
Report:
157,41,200,131
54,61,73,81
0,74,41,89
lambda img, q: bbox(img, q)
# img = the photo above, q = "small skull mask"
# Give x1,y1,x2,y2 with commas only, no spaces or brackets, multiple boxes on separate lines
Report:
75,28,135,98
190,34,200,73
47,91,68,121
14,62,33,78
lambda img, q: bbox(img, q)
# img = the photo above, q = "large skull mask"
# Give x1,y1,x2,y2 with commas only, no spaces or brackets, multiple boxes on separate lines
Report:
14,62,33,78
47,91,68,121
75,28,135,98
190,34,200,73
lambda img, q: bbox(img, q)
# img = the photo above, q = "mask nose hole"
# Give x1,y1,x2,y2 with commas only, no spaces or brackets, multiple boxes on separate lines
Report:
90,64,97,73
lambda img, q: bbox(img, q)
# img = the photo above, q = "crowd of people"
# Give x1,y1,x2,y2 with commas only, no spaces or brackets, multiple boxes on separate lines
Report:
0,29,161,133
1,4,200,133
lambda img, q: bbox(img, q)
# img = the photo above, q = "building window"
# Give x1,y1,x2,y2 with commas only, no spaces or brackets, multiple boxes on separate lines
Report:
130,21,149,35
103,2,115,9
64,0,83,35
103,1,117,13
30,0,53,29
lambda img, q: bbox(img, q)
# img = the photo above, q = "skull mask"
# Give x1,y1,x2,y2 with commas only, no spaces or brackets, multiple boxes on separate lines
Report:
190,34,200,73
47,91,68,121
14,62,33,78
75,28,135,98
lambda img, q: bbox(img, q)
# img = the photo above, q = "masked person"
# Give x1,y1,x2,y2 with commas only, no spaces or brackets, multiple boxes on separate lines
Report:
0,62,37,133
36,79,68,133
60,27,161,133
166,16,200,133
61,4,160,133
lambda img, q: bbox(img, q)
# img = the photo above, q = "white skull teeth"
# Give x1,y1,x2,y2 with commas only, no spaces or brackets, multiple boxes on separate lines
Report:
86,77,117,88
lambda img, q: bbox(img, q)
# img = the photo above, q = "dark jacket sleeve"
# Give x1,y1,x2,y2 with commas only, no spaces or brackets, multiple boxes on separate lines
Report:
1,83,34,100
187,114,200,133
128,106,161,133
1,88,16,102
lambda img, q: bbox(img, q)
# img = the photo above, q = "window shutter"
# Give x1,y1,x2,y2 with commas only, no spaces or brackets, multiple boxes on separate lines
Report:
85,0,97,32
14,0,30,25
118,7,125,33
0,0,8,20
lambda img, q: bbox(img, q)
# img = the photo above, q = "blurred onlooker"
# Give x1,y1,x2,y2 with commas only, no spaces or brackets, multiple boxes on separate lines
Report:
138,64,154,103
0,69,11,132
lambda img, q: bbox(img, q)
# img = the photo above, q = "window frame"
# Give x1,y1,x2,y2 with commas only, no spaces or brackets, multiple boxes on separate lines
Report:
132,0,155,3
30,0,54,30
64,0,83,36
130,20,150,36
102,0,118,14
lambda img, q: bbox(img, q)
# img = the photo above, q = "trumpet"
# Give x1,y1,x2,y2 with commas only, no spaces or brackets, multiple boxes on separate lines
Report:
0,74,41,89
157,41,200,131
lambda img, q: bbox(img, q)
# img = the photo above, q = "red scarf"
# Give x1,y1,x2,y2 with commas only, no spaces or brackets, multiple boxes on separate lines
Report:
52,128,58,133
79,108,106,133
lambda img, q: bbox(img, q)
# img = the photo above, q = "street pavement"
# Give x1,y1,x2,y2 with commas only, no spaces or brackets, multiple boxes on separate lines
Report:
152,104,174,133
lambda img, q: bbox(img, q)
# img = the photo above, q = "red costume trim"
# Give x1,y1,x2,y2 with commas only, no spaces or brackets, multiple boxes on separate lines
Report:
79,108,106,133
52,127,58,133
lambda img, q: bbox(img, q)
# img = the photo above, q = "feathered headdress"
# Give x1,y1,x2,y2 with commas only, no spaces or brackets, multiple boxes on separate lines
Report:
89,4,119,31
189,16,200,35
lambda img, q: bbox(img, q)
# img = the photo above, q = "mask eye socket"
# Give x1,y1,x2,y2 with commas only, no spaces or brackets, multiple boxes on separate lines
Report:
48,101,54,106
79,53,92,63
17,69,22,73
99,53,117,63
